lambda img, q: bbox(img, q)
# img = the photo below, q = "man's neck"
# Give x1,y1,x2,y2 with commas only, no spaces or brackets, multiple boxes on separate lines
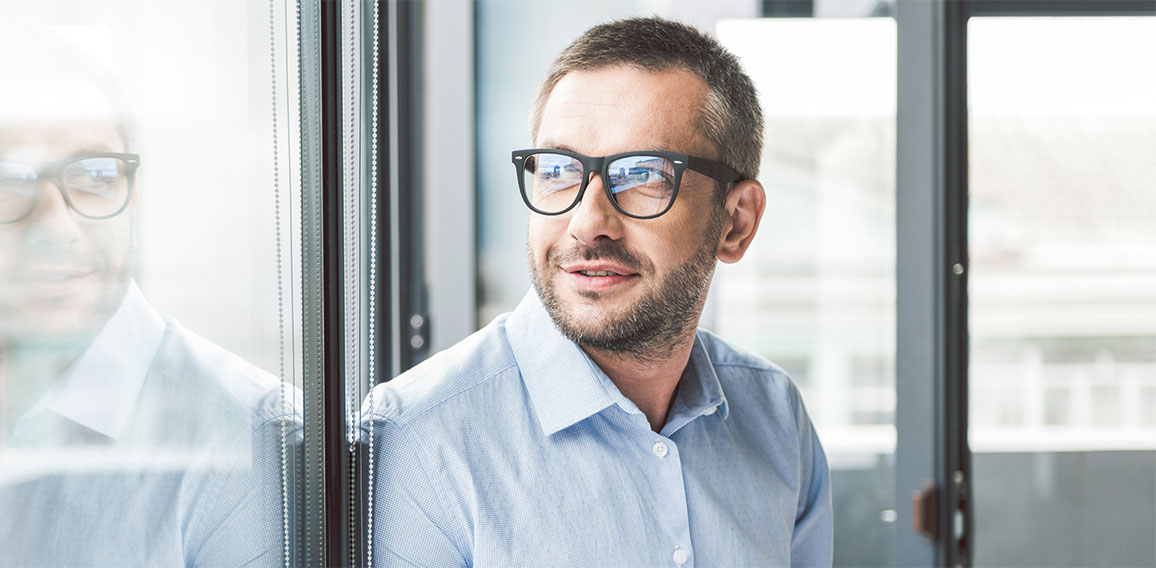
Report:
583,332,697,433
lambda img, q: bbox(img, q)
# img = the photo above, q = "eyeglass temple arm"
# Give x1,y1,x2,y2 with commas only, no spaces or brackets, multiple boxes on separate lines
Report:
686,156,742,183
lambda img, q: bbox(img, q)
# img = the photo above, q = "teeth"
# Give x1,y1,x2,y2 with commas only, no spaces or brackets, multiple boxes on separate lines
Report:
579,270,618,277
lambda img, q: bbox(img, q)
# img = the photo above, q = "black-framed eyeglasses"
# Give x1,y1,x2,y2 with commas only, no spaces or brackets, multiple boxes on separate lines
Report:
511,148,741,219
0,153,140,224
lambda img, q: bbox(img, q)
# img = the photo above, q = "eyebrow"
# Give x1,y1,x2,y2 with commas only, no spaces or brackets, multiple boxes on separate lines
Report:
536,140,577,153
71,144,117,155
0,144,117,164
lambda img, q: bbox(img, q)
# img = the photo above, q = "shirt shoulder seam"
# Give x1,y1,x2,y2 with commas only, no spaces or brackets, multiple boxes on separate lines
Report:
369,361,522,426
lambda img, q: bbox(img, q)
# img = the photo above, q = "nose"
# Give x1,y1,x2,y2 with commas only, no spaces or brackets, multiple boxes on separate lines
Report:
567,171,625,245
23,182,83,248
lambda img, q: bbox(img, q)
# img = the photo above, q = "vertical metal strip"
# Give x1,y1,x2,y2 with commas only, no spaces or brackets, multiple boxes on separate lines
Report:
396,0,429,370
943,2,972,565
296,0,327,565
320,0,352,565
386,0,403,380
368,2,391,396
895,1,946,565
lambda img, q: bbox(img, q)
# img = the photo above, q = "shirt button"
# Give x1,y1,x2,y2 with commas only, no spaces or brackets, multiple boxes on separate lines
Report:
673,546,689,565
702,406,716,416
652,440,668,458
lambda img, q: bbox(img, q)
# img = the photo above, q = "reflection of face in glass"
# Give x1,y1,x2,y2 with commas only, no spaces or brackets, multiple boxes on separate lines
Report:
0,107,135,342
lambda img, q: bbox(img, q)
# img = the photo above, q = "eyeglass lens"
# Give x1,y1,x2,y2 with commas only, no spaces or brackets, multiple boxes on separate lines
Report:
522,152,676,217
0,157,131,222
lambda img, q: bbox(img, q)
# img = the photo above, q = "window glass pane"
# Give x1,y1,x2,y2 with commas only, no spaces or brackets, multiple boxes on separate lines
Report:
714,19,897,567
0,2,302,565
968,17,1156,567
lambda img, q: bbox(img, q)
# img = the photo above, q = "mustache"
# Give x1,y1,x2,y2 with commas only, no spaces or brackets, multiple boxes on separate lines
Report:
547,240,649,272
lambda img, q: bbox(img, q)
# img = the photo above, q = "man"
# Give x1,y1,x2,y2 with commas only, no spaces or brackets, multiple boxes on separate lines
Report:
0,31,293,566
365,17,832,567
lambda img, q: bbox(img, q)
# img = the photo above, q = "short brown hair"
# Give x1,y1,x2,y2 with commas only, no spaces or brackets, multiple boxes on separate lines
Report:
529,17,763,201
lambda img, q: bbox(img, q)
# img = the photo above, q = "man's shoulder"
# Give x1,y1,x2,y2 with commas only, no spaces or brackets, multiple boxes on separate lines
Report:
147,319,285,424
698,328,789,377
696,328,803,404
363,314,522,429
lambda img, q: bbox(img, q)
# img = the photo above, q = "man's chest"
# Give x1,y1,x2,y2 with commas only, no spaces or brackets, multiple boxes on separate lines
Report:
0,471,200,566
450,416,802,567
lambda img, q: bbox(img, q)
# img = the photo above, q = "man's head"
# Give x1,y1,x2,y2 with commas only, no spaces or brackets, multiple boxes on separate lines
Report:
524,18,766,361
0,30,136,343
530,17,764,201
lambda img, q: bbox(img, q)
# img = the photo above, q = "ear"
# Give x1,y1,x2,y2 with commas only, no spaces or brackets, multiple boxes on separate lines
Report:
716,179,765,264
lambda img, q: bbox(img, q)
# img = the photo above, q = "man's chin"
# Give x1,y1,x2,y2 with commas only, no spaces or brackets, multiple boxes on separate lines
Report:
0,283,127,343
1,307,106,342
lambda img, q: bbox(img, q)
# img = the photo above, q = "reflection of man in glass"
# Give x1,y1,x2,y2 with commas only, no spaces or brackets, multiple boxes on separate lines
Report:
366,17,831,567
0,31,289,567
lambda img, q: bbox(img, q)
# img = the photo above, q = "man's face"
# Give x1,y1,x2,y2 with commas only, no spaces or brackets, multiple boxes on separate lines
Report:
527,66,724,359
0,117,134,342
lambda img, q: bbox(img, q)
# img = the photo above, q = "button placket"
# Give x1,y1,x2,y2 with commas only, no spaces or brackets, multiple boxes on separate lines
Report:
673,546,690,566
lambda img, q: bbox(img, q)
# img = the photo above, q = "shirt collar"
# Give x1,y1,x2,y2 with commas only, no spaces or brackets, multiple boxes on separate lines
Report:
505,290,730,438
40,282,165,439
660,333,730,436
505,291,626,437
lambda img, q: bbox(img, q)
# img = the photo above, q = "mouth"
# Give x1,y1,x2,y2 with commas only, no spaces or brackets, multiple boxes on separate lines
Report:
5,267,100,301
19,267,97,283
575,269,625,277
560,262,640,294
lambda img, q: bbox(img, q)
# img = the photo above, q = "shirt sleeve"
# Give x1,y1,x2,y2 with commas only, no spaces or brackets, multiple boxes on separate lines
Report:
790,389,834,567
366,415,470,568
191,412,296,568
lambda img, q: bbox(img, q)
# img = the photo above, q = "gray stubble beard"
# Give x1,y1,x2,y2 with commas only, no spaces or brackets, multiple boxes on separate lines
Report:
529,211,723,363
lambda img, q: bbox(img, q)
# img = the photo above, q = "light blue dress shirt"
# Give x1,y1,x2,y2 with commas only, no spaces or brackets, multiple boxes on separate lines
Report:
363,291,832,567
0,283,296,567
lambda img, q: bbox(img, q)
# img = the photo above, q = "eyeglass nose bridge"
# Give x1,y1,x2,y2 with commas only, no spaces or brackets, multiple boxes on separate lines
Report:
569,164,619,215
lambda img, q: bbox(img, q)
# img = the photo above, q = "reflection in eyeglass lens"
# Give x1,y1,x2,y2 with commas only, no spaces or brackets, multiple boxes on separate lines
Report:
0,164,40,223
608,155,674,217
62,158,128,216
525,153,583,212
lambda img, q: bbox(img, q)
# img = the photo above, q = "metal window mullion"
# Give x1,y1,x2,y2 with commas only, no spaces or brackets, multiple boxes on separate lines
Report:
295,0,327,565
895,0,971,565
385,0,403,380
942,2,971,566
297,0,356,565
399,0,429,371
320,0,354,566
421,0,475,354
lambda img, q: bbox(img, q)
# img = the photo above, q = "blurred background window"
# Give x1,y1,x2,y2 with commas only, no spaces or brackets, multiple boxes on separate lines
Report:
968,17,1156,567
